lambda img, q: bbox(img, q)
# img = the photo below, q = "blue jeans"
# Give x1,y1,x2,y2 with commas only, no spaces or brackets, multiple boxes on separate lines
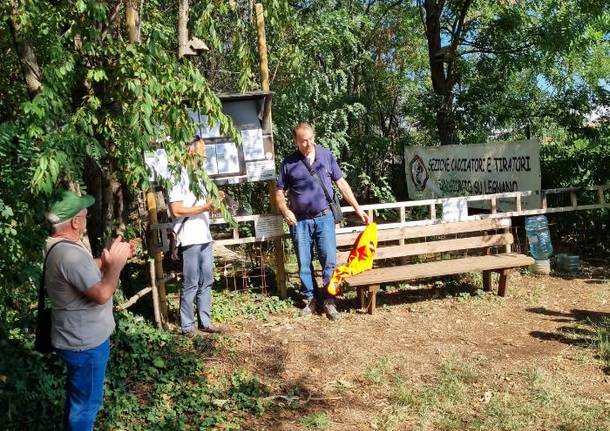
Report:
55,338,110,431
290,211,337,300
181,242,214,332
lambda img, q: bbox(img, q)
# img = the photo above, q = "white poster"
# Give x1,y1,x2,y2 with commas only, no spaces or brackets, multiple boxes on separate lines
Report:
405,140,541,209
187,109,221,139
254,215,284,239
213,141,240,175
241,128,265,161
204,145,218,175
246,160,276,182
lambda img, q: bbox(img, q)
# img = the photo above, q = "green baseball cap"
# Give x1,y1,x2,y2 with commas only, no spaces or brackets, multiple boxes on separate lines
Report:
47,190,95,224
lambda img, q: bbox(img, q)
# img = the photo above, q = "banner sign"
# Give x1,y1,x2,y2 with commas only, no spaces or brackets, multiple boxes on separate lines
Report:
405,140,541,209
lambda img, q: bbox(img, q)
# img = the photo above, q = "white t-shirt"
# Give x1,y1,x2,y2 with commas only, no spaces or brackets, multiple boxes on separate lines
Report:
168,170,213,247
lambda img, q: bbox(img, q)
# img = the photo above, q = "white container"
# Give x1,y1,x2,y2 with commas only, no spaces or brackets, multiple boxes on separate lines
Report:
531,259,551,275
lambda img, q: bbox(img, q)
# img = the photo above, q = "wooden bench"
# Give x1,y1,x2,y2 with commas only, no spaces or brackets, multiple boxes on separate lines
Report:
336,218,534,314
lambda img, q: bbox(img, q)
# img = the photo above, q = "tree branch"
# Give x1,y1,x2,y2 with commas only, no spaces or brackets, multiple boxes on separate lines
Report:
7,0,42,99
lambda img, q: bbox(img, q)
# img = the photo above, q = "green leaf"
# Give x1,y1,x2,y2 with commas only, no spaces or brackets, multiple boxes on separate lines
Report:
153,357,166,369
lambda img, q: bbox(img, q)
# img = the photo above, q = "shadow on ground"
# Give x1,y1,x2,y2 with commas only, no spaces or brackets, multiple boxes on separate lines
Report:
527,307,610,374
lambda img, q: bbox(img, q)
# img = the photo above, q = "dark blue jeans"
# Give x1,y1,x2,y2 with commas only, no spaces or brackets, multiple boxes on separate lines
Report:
55,338,110,431
290,211,337,300
180,242,214,332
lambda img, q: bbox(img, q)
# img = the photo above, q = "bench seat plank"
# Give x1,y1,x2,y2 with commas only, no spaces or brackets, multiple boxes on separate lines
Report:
344,253,534,287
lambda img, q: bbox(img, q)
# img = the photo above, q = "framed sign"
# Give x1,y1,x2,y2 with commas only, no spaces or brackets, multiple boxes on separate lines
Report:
405,140,541,209
188,91,276,185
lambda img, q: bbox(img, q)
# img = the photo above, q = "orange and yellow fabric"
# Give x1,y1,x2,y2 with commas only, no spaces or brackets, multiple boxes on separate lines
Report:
326,223,378,296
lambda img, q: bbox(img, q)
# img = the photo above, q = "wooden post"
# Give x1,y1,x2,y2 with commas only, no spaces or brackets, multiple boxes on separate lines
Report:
149,258,162,328
368,285,380,314
497,269,508,297
358,287,366,311
541,192,547,209
482,270,491,291
570,190,578,208
399,206,408,265
255,3,287,298
146,191,168,328
597,186,606,206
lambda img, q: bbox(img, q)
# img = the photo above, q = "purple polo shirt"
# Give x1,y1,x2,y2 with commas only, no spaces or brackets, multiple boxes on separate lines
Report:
277,147,343,218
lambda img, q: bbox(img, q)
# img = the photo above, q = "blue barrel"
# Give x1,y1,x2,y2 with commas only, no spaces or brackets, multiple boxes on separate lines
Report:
525,215,553,260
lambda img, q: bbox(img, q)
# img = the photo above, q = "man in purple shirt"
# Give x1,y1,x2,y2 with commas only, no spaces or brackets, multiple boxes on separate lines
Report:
276,122,369,320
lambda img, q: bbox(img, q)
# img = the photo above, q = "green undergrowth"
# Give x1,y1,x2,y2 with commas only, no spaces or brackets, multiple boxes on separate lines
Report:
211,290,295,323
0,311,271,430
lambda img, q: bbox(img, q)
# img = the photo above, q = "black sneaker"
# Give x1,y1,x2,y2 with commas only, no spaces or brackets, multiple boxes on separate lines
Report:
301,298,317,316
323,299,340,321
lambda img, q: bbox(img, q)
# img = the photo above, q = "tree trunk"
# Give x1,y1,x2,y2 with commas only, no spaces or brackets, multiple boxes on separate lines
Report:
422,0,472,145
177,0,189,58
126,0,140,43
8,0,42,99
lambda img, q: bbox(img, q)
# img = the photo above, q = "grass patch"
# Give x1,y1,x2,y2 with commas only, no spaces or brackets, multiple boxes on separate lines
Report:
374,358,610,431
302,411,331,430
211,290,295,322
364,355,392,385
593,318,610,369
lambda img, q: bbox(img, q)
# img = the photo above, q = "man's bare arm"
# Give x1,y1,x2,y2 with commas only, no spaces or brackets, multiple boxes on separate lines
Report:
275,189,297,225
335,177,370,224
82,238,132,305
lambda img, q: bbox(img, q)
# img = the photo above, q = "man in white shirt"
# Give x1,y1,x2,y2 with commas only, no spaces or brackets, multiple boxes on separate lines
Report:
169,138,224,336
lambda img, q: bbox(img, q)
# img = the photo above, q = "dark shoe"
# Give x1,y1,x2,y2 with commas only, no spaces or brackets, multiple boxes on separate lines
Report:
323,299,341,321
183,328,206,338
301,298,317,316
200,324,227,334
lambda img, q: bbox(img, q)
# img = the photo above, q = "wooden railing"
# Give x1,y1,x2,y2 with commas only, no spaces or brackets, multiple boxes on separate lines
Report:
150,184,608,248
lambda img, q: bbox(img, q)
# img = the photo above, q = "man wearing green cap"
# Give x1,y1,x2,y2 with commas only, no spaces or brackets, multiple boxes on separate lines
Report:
44,190,133,431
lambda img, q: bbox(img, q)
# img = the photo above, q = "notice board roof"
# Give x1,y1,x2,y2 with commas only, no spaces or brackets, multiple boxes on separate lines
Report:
218,91,273,102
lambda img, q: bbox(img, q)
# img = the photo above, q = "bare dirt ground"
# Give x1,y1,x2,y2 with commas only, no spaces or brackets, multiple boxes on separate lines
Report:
210,264,610,430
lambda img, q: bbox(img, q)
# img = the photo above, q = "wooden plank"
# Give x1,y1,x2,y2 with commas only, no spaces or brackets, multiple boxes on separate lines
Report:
344,253,533,286
336,218,511,247
338,233,514,262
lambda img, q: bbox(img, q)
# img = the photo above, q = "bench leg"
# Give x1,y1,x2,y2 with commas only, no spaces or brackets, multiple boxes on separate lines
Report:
482,270,491,292
497,269,509,297
367,285,379,314
357,287,366,311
